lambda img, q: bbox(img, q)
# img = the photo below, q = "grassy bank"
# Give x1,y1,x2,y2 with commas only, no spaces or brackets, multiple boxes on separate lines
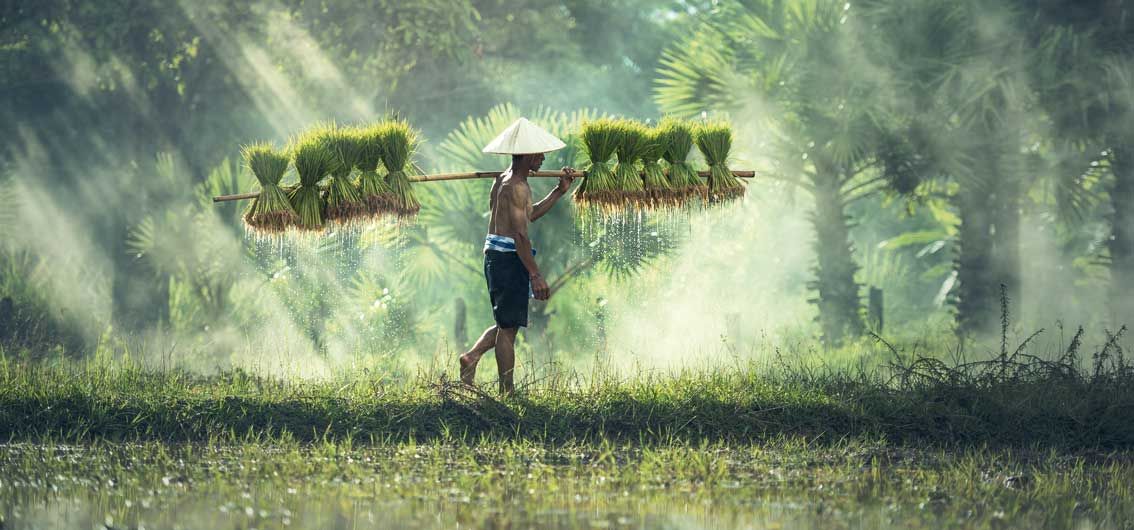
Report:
2,340,1132,448
4,439,1133,530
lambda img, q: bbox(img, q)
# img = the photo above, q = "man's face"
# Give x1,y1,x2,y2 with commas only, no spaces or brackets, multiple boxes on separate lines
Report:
529,153,545,171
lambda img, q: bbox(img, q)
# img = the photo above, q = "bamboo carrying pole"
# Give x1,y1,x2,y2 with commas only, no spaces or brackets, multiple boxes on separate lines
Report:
212,170,756,203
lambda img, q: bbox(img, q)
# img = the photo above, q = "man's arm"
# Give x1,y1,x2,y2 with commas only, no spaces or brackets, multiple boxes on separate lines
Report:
530,167,576,222
530,187,565,222
489,173,503,213
503,186,550,300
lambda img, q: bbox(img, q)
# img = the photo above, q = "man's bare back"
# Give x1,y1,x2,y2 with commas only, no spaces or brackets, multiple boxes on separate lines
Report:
488,171,533,241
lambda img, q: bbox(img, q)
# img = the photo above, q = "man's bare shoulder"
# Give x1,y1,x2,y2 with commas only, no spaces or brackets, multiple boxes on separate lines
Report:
498,179,532,203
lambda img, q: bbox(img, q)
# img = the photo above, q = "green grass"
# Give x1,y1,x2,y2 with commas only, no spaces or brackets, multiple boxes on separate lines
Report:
241,142,296,233
3,330,1134,529
378,119,421,217
1,437,1132,529
1,343,1132,448
694,120,744,203
573,118,622,211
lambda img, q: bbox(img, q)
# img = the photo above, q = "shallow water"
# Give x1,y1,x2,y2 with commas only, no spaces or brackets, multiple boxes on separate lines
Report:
1,443,1129,529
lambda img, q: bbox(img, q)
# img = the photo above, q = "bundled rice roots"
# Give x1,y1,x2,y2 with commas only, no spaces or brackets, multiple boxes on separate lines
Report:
658,117,707,206
694,121,744,203
573,118,621,212
641,127,676,209
611,119,650,208
379,119,421,217
354,123,397,218
319,124,367,225
288,124,336,231
242,142,297,233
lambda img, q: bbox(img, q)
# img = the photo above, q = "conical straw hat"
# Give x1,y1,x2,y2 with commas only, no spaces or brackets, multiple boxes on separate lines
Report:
482,117,567,154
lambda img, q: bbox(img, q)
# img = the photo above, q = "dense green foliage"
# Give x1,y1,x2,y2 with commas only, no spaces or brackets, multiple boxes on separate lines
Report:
0,0,1131,365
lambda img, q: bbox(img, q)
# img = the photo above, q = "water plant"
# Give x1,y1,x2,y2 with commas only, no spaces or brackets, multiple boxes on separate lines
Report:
641,126,674,208
611,119,649,206
694,121,744,203
379,119,421,217
241,142,297,233
354,123,397,218
321,124,366,224
287,124,336,230
572,118,621,210
658,117,706,204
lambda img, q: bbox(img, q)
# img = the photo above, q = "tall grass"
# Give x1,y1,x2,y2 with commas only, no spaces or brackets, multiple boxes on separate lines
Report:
288,124,336,230
658,117,706,204
354,123,396,218
321,124,365,224
379,119,421,217
572,118,621,211
694,120,744,203
2,323,1131,447
241,142,296,233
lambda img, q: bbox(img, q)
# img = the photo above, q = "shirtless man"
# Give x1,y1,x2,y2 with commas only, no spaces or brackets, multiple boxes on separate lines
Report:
459,150,576,394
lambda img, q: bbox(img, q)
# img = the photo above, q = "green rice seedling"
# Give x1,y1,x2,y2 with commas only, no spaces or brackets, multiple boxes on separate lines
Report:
319,124,366,224
658,117,707,205
241,142,297,233
611,119,649,207
694,121,744,203
354,123,397,218
572,118,621,210
641,127,675,208
288,124,336,230
379,119,421,217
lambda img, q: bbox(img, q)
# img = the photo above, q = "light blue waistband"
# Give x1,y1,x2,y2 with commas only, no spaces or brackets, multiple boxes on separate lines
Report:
484,234,536,256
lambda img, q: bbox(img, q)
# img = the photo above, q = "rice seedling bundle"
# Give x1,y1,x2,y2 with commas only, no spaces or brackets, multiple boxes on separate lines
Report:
658,117,706,204
694,121,744,202
379,120,421,217
288,124,336,230
611,119,650,207
320,125,366,224
572,118,621,209
354,124,397,218
241,142,297,233
640,127,675,208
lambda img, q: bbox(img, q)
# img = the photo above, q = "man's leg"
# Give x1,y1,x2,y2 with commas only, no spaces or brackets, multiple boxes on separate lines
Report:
494,327,518,395
460,325,498,385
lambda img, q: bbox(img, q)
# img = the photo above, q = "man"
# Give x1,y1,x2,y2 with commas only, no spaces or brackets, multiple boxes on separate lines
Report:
459,118,576,394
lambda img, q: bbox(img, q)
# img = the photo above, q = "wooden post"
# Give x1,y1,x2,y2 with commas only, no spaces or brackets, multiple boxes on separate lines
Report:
868,287,884,334
453,297,468,352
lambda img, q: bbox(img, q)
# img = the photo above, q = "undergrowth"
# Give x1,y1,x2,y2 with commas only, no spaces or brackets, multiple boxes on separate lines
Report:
0,291,1130,448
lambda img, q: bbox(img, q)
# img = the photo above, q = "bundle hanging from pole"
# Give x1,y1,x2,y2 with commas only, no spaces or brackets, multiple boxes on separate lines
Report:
288,124,336,231
241,142,296,233
217,116,755,234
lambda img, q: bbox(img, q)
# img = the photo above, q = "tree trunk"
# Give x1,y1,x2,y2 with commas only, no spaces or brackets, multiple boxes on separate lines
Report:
990,162,1022,314
954,187,999,336
1110,144,1134,323
809,166,864,345
954,145,1023,337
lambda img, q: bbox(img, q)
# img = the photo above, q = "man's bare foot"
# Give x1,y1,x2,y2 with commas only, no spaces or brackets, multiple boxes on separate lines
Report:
459,353,478,385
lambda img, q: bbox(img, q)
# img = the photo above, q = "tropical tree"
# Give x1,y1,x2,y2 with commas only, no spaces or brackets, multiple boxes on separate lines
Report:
859,0,1040,335
1027,0,1134,322
654,0,898,344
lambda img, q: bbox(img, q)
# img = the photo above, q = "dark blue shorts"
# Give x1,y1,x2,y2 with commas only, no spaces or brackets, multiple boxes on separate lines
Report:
484,250,529,329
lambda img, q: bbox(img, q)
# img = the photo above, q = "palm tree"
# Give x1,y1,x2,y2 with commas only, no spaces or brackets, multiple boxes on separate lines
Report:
1029,0,1134,322
654,0,892,344
860,0,1037,335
